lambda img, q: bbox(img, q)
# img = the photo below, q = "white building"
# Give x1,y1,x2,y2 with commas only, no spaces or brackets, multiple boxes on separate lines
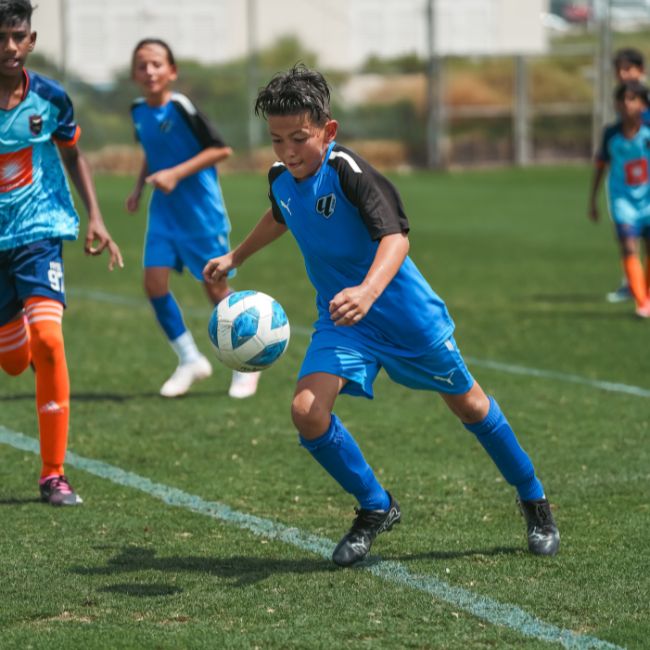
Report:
33,0,546,85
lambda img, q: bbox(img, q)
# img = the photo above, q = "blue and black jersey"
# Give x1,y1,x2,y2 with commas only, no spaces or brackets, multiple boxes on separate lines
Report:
130,93,230,239
268,142,454,355
0,70,80,251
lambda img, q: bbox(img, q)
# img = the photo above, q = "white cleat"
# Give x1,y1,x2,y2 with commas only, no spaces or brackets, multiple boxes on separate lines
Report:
160,356,213,397
228,370,261,399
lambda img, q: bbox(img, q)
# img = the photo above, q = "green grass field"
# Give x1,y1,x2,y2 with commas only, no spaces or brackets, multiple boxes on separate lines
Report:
1,167,648,649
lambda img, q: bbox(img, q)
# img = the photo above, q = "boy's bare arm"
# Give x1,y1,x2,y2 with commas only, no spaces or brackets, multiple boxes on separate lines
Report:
147,146,232,194
330,232,410,326
589,164,606,222
58,144,124,270
126,157,148,212
203,209,288,282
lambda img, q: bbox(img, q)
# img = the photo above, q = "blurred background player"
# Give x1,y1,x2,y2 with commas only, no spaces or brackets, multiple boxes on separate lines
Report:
606,47,650,303
126,38,260,399
589,80,650,318
204,65,559,567
0,0,123,505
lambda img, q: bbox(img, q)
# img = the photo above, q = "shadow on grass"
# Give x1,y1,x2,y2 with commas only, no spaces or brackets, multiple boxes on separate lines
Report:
0,497,41,505
72,546,334,587
376,545,522,563
0,390,218,403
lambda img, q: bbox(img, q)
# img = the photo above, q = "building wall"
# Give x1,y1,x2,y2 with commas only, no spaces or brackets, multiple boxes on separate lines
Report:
32,0,546,85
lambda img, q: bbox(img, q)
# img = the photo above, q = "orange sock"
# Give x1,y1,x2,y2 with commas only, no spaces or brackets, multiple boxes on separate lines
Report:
622,255,648,307
0,315,31,375
25,297,69,478
646,258,650,299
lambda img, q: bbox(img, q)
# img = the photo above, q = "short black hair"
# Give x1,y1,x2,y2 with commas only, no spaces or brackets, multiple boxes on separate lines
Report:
0,0,33,26
131,38,176,70
614,80,649,105
255,64,331,125
613,47,645,70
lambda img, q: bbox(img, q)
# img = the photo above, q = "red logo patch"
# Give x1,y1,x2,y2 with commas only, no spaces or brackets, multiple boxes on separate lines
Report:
624,158,649,186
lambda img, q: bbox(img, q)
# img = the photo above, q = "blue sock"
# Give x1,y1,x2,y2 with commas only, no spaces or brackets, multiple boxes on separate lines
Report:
299,414,390,511
150,293,186,341
463,396,544,501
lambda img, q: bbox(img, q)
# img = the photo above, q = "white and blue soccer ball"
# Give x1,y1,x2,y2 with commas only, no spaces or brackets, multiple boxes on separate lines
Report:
208,290,290,372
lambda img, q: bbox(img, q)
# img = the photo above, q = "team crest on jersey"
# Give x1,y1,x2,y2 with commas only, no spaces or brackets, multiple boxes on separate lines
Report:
29,114,43,136
316,193,336,218
159,120,173,133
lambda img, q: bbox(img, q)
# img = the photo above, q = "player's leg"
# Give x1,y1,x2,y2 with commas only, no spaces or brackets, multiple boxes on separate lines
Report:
615,225,649,315
383,336,558,555
12,240,81,505
295,333,400,566
144,264,212,397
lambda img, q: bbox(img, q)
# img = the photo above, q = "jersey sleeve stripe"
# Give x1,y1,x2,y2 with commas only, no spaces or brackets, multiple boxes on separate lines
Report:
53,125,81,148
329,150,362,173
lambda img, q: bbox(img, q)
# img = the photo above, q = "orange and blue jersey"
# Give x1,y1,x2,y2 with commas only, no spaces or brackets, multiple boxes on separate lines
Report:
0,70,80,251
596,120,650,225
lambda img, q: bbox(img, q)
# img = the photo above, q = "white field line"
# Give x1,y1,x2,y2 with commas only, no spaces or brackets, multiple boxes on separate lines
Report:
69,288,650,399
0,426,625,650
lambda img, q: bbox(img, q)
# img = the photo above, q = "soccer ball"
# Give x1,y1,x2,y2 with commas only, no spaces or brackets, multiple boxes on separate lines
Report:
208,290,290,372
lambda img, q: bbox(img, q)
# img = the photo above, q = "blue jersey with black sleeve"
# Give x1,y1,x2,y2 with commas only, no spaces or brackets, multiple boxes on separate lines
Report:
596,120,650,223
268,141,454,355
130,93,231,239
0,70,80,251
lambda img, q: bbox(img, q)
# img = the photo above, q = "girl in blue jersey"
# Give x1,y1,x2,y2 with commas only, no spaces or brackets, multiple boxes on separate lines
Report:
589,80,650,318
204,65,559,566
126,38,259,399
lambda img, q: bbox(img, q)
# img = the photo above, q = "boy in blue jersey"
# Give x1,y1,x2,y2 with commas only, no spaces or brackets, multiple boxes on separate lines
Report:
606,48,650,303
589,80,650,318
0,0,123,505
204,65,559,566
126,39,260,399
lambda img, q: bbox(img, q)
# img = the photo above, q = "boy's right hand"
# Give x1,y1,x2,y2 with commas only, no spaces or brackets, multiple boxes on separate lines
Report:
203,253,235,283
125,191,141,213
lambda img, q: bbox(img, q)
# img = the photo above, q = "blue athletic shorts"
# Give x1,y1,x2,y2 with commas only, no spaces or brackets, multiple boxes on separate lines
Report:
299,328,474,399
614,220,650,240
143,230,232,281
0,238,66,326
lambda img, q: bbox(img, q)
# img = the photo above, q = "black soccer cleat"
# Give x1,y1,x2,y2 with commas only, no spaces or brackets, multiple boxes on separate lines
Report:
39,474,83,506
518,497,560,556
332,492,401,567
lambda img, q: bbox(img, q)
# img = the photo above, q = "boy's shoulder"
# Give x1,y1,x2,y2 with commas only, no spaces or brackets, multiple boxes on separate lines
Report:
26,69,69,104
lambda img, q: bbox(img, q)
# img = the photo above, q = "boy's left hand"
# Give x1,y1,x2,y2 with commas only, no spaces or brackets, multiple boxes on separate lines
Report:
329,286,374,326
85,220,124,271
146,169,179,194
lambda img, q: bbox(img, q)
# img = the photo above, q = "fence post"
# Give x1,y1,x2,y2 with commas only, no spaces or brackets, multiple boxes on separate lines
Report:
514,54,531,166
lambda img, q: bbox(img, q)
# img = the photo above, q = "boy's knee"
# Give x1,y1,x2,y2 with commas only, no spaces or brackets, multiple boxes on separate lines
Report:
291,393,330,438
0,351,31,376
30,325,65,366
450,390,490,424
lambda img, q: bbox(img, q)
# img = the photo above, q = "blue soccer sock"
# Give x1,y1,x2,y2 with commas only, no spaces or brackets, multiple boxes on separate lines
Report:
299,414,390,511
463,396,544,501
150,293,186,341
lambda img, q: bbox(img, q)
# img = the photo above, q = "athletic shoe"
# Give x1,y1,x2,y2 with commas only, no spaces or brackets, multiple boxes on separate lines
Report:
39,474,83,506
635,301,650,319
518,497,560,556
332,492,401,567
606,282,632,303
228,370,261,399
160,356,213,397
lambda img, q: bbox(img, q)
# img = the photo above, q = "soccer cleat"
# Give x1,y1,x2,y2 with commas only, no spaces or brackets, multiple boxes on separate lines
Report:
606,282,632,303
634,301,650,319
332,492,401,567
160,356,213,397
518,497,560,556
39,474,83,506
228,370,261,399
